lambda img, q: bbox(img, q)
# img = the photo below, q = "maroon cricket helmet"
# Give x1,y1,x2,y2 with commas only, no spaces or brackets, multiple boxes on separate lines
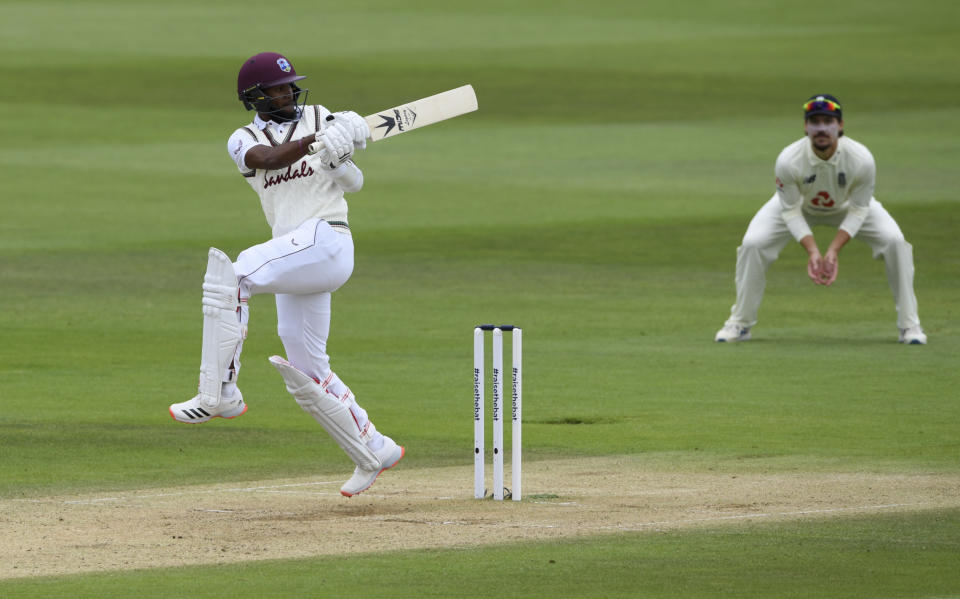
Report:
237,52,307,113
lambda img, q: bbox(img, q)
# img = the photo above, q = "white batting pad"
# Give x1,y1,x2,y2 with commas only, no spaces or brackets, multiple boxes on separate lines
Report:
197,248,243,409
269,355,381,471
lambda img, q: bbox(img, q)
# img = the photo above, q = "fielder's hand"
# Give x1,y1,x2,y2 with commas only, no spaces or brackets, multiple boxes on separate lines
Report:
310,120,354,170
807,252,838,286
807,253,825,285
820,250,839,286
334,110,370,151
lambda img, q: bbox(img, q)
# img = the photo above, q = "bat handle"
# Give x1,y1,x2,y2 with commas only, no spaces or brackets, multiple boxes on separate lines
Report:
307,140,325,155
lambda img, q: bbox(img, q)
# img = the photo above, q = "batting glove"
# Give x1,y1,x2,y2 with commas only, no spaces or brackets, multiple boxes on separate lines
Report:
311,121,354,170
334,110,370,151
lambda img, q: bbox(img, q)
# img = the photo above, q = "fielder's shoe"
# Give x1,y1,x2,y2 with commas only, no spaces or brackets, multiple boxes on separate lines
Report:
340,435,405,497
715,322,751,343
898,325,927,345
169,389,247,423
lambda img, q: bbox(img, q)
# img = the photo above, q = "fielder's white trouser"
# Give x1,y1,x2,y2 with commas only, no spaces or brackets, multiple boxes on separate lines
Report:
225,218,377,440
726,195,920,329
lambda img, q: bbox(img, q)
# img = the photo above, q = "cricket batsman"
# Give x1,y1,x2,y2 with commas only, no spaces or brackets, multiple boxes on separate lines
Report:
169,52,405,496
715,94,927,344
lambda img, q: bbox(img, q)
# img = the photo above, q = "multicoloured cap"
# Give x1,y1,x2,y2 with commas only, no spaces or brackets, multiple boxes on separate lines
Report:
803,94,842,120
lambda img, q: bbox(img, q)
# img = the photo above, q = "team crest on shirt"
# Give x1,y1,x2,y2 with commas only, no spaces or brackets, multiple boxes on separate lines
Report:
277,58,291,72
810,191,834,208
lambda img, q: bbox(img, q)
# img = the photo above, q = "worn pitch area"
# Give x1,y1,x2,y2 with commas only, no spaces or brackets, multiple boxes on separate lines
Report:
3,456,958,579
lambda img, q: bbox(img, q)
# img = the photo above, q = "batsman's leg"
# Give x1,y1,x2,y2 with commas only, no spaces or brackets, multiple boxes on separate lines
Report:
170,248,248,423
269,356,404,497
234,218,355,298
273,292,403,496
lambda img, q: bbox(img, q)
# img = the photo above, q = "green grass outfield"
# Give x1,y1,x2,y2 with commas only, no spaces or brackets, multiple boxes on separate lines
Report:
1,0,958,596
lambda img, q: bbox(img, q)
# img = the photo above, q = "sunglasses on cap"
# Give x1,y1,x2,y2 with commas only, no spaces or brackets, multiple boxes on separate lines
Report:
803,98,842,113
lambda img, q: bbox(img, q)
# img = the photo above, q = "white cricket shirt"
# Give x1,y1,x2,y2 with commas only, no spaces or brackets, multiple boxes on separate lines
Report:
227,105,358,238
774,135,876,241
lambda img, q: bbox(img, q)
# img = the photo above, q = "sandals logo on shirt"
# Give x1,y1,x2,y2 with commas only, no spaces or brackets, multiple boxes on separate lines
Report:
263,161,315,189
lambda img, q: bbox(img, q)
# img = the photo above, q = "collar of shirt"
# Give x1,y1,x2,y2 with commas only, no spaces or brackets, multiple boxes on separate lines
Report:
253,110,302,134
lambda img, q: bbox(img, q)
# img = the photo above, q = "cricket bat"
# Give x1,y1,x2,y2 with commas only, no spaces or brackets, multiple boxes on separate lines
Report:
309,84,477,153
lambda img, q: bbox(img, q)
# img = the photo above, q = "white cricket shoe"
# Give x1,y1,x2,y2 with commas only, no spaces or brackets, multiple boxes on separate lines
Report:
898,325,927,345
715,322,751,342
340,436,405,497
169,389,247,423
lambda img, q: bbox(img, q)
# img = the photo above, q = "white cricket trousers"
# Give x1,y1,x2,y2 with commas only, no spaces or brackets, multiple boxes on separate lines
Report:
725,195,921,329
226,218,375,434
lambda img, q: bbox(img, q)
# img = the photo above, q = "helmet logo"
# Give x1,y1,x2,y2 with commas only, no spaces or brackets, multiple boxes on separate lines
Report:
276,57,291,72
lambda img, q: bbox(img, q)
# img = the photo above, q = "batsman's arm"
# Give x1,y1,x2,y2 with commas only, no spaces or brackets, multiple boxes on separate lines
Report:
330,161,363,193
243,137,314,171
241,136,362,192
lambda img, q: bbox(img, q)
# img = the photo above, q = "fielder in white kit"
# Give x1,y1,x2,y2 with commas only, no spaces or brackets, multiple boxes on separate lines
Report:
169,52,405,497
715,94,926,344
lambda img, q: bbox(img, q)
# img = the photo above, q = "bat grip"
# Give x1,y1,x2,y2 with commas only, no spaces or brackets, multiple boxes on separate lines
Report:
307,139,325,155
